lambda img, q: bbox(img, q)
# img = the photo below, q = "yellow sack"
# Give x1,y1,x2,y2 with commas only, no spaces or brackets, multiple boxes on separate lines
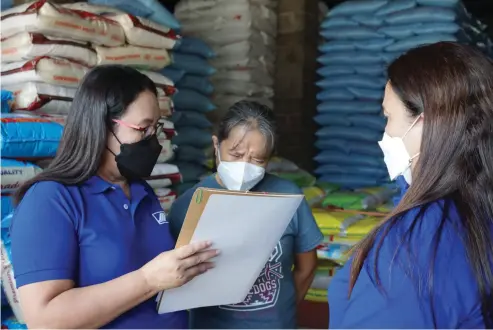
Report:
312,209,383,237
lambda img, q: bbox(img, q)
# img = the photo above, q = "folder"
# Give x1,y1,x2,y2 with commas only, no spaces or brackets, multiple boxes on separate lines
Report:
157,187,304,314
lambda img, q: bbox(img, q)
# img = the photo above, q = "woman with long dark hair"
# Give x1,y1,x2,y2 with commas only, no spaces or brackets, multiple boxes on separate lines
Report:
9,65,218,329
328,42,493,328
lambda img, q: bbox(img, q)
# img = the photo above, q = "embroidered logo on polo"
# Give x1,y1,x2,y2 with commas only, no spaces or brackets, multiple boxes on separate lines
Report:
219,242,283,311
152,211,168,225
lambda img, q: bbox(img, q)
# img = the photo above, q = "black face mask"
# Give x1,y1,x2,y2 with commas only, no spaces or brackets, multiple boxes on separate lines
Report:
113,134,162,180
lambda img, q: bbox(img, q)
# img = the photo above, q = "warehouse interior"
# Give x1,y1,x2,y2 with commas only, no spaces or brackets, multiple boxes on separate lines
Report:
1,0,492,328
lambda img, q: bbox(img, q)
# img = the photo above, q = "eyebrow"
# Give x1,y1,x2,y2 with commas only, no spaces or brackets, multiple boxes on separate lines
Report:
137,118,154,127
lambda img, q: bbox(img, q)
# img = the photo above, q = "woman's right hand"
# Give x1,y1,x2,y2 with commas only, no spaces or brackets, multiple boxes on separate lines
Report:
140,241,219,292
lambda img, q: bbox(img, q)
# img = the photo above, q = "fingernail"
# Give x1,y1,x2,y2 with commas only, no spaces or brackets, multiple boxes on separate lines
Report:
215,249,220,255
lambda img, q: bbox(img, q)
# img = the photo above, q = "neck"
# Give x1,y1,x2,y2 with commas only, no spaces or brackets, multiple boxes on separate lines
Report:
98,167,128,190
215,173,225,188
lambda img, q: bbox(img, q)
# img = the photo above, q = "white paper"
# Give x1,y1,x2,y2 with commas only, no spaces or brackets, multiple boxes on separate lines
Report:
157,193,303,313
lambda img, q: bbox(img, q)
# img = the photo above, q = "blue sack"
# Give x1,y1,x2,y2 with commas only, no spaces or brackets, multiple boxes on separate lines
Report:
171,111,212,129
160,68,186,84
315,164,388,178
318,174,387,189
314,114,350,127
327,0,388,17
315,139,383,157
1,90,13,113
378,22,460,39
318,51,386,65
317,65,385,77
349,114,386,131
375,0,416,16
316,126,383,141
317,101,382,114
315,150,384,167
170,53,216,76
171,161,207,183
0,0,13,10
347,87,384,101
176,37,216,58
384,7,456,25
172,128,212,148
414,22,460,35
1,195,13,222
317,75,386,89
351,15,383,27
176,75,214,95
317,89,356,101
318,39,394,52
315,115,386,130
317,87,385,102
174,145,208,163
320,17,360,29
0,114,63,159
417,0,458,7
173,89,216,112
320,27,385,40
88,0,181,30
385,34,457,52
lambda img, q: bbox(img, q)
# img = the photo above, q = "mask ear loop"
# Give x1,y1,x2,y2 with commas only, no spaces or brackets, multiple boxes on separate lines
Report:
403,114,423,166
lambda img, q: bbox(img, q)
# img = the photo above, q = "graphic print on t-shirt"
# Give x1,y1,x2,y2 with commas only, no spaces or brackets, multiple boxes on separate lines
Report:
219,242,284,311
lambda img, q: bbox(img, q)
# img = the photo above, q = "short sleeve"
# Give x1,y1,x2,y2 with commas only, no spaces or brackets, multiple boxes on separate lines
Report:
11,182,78,288
294,195,324,253
168,188,194,241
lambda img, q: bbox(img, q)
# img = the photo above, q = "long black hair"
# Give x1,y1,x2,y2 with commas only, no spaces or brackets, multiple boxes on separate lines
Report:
349,42,493,327
14,65,157,205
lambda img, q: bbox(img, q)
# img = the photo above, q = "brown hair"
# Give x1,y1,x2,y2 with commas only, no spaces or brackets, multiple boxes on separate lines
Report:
349,42,493,327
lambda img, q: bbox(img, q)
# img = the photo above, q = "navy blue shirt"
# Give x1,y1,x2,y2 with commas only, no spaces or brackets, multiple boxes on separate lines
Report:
328,176,486,328
10,176,187,329
168,173,323,329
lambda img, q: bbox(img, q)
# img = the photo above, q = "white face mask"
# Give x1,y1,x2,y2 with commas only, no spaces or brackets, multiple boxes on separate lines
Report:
378,116,421,185
216,146,266,191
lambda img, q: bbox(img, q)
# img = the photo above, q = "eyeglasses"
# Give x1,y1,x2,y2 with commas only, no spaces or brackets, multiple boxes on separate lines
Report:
112,119,164,139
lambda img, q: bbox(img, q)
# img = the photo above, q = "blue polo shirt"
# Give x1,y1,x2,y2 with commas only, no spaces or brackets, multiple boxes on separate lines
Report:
10,176,187,329
169,173,324,329
328,176,487,328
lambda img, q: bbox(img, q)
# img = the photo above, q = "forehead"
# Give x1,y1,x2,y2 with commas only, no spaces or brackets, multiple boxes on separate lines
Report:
223,126,267,152
121,90,159,123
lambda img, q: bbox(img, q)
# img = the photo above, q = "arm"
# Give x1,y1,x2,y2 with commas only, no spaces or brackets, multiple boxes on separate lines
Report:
11,182,158,329
293,250,318,304
19,271,157,329
293,193,324,303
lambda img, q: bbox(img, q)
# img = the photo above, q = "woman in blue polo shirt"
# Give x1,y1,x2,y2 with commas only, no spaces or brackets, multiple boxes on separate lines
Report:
328,42,493,328
9,65,219,329
168,101,324,329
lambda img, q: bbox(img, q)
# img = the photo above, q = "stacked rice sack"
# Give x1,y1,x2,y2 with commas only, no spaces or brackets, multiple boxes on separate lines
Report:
0,0,182,214
161,38,217,195
315,0,462,189
174,0,277,123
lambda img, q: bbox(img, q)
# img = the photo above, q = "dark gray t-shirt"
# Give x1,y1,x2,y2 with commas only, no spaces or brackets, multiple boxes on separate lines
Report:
168,174,323,329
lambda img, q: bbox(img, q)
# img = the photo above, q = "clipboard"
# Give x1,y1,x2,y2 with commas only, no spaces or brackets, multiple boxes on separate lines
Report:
156,187,304,314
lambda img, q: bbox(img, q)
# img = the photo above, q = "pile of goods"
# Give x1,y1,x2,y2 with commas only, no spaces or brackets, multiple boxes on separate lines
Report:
314,0,492,189
174,0,277,123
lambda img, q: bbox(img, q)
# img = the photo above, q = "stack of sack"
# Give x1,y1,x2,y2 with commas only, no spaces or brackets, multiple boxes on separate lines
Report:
315,0,468,189
162,38,218,195
0,0,188,213
305,185,396,303
174,0,277,122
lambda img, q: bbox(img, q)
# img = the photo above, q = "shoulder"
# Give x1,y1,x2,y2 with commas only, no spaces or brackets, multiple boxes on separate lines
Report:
18,181,75,209
258,173,303,194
